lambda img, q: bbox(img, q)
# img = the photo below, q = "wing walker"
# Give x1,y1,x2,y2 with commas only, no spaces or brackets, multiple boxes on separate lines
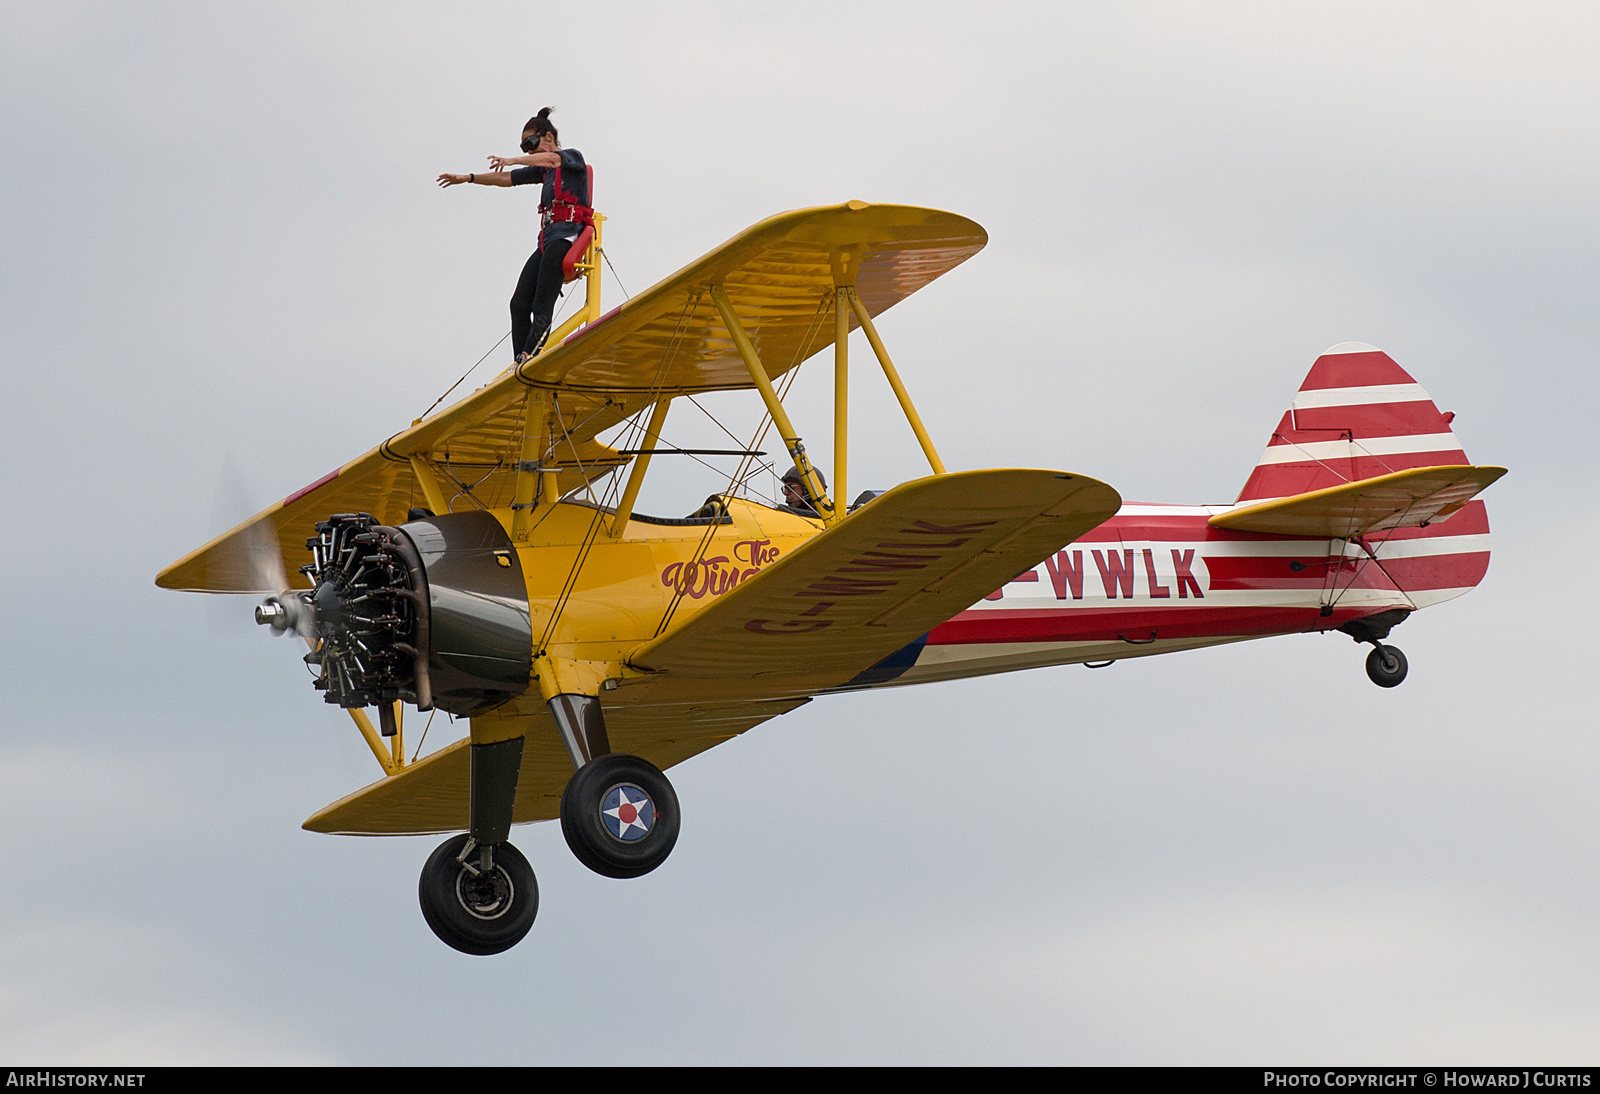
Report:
159,198,1506,954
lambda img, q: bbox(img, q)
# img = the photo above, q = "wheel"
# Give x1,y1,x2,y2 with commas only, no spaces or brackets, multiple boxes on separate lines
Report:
1365,644,1408,688
560,754,681,879
418,834,538,955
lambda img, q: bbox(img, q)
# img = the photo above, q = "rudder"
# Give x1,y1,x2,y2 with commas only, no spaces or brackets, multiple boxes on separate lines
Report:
1236,341,1492,610
1237,342,1470,503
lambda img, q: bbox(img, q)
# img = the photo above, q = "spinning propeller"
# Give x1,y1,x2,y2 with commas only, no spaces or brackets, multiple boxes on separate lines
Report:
252,513,430,712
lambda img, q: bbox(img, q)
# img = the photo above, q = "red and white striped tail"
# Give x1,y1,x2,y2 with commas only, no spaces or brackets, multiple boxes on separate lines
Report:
1236,342,1470,503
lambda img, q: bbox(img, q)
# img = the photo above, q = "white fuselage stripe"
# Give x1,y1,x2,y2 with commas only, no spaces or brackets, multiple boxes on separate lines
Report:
1116,503,1228,517
1255,433,1462,465
1291,383,1431,409
1023,533,1490,565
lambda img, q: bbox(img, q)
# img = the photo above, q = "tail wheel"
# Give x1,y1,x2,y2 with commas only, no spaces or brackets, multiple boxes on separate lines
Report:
418,834,538,955
1365,644,1408,688
560,754,681,879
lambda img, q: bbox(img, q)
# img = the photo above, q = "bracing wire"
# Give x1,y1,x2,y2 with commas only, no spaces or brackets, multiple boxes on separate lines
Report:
410,708,437,764
1325,497,1422,613
531,291,698,656
651,292,833,638
415,244,592,423
418,331,511,421
686,396,781,489
601,247,630,300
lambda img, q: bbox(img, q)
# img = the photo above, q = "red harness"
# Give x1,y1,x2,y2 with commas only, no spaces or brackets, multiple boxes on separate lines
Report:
539,163,594,228
540,163,597,284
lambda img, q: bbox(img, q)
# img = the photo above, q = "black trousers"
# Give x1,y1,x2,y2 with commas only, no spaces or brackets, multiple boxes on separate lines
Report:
510,240,571,357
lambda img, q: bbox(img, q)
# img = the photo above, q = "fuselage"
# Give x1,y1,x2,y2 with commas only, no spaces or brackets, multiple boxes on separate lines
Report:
843,498,1492,689
509,490,1490,697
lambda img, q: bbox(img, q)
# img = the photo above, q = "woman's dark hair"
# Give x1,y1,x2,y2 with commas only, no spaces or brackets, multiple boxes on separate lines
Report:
523,106,557,143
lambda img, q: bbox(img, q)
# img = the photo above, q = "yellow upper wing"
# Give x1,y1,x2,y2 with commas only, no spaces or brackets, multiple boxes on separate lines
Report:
157,202,986,592
628,469,1122,693
1208,464,1507,538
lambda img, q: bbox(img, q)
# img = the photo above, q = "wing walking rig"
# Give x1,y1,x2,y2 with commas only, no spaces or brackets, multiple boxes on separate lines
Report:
157,203,1504,955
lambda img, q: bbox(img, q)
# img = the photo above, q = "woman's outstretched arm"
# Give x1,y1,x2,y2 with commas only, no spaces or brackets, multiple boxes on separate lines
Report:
437,171,514,188
488,151,561,171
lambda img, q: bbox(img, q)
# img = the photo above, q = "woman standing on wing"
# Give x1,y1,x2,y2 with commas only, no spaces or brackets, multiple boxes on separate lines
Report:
437,107,592,364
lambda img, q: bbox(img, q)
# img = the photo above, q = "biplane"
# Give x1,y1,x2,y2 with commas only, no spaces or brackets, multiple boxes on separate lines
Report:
157,200,1505,954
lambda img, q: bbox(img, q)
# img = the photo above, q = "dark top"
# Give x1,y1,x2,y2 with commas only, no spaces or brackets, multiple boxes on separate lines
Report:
510,148,588,249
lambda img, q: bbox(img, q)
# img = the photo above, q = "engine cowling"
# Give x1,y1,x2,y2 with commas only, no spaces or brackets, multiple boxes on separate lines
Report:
295,511,532,717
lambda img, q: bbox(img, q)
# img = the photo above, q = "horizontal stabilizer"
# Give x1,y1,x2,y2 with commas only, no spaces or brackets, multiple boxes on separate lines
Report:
1209,464,1506,538
629,469,1121,687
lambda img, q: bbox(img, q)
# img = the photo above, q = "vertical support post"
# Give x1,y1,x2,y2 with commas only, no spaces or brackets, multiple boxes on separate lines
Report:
708,284,833,519
389,702,404,768
585,213,604,325
408,456,450,516
611,397,672,536
525,214,605,362
833,287,849,522
511,389,550,541
847,289,946,475
469,736,525,847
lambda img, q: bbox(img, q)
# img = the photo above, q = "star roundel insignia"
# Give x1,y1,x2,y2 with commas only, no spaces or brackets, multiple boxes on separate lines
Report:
601,783,655,842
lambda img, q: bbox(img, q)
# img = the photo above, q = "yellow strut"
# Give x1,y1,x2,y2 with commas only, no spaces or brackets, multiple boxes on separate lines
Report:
709,284,834,519
510,389,551,540
611,397,671,536
847,289,946,475
584,214,605,324
408,456,450,516
833,287,849,522
347,707,403,777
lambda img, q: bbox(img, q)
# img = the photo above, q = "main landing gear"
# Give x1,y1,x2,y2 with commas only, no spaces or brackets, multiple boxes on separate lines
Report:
416,692,681,953
1338,608,1411,689
549,692,680,878
419,834,539,956
560,753,681,879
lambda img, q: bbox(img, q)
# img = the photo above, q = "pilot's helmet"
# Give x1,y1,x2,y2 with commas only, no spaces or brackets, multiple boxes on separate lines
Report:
780,465,827,494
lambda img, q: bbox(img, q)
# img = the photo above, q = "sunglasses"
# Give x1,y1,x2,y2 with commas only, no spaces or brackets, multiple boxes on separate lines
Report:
520,133,543,153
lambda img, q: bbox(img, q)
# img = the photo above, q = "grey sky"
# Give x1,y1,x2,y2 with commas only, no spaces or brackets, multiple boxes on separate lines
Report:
1,1,1595,1063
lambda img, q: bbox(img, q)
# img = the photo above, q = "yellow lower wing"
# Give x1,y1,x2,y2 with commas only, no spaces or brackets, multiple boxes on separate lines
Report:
1209,464,1507,538
629,469,1121,689
303,697,808,835
302,469,1121,836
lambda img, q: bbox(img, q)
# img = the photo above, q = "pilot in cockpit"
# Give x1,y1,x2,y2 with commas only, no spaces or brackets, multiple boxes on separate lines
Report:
780,465,827,515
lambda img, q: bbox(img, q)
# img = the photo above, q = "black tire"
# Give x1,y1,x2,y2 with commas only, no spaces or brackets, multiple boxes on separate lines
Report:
1365,644,1409,688
560,754,681,879
418,834,538,955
